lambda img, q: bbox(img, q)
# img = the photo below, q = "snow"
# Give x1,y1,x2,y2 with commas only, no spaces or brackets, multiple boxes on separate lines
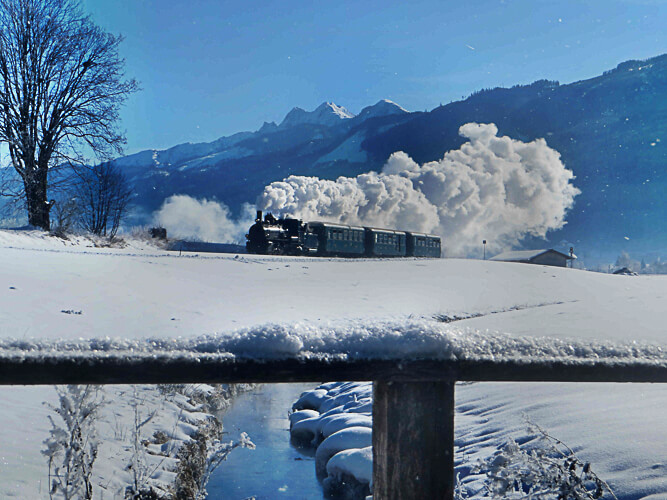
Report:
293,379,667,498
114,131,253,172
1,228,667,497
0,383,217,498
279,102,355,129
288,382,374,491
355,99,409,121
315,130,368,164
315,427,372,476
325,446,373,485
176,146,254,171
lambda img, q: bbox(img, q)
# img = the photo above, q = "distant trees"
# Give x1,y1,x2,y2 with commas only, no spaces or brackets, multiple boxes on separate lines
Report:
614,252,667,275
74,163,132,238
0,0,138,230
614,251,639,272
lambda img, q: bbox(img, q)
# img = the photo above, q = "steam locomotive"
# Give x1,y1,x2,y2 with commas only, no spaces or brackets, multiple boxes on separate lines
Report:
246,211,441,258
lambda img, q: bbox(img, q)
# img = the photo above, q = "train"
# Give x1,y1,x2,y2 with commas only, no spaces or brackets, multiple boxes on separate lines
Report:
246,211,441,258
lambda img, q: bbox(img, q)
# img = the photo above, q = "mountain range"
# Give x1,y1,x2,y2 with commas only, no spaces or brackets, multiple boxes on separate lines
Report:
115,54,667,264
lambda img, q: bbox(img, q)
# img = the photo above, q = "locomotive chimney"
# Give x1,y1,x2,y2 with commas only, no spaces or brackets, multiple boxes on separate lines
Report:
256,210,262,222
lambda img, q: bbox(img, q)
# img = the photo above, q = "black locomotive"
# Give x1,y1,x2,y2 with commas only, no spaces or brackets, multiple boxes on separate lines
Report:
246,211,441,258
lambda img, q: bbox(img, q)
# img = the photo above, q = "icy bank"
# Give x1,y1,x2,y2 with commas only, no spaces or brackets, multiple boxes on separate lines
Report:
0,383,250,498
291,382,374,498
291,380,667,498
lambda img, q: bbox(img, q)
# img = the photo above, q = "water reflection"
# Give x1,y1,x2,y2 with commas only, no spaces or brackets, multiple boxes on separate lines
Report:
207,383,324,500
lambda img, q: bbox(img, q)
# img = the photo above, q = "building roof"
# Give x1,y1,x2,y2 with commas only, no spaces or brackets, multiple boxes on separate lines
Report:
490,248,575,262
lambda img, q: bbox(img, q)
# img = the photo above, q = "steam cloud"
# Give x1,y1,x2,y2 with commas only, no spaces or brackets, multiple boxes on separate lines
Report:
153,195,254,243
258,123,580,256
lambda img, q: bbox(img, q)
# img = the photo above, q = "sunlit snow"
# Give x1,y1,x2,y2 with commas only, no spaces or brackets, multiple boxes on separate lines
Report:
1,229,666,498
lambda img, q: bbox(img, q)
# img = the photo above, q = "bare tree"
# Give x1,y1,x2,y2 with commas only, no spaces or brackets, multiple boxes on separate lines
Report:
75,162,132,238
0,0,138,230
50,190,78,236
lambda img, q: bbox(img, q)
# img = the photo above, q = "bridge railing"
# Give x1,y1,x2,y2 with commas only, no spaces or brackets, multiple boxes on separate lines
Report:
3,353,667,499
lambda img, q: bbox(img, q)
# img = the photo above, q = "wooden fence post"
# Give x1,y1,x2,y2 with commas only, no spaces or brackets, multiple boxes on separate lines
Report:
373,380,455,499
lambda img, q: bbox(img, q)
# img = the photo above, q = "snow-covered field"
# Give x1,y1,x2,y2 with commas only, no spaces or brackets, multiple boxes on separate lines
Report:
1,229,666,498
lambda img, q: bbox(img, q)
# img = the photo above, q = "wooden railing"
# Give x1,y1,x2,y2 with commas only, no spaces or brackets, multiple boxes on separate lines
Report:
2,354,667,499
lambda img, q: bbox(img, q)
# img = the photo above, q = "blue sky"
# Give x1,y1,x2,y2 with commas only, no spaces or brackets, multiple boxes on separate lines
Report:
83,0,667,155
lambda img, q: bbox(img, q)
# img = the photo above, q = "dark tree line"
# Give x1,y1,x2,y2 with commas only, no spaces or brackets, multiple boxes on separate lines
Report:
0,0,137,230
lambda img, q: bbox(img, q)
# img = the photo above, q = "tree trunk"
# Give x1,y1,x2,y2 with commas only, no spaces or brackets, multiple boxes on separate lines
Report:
24,172,51,230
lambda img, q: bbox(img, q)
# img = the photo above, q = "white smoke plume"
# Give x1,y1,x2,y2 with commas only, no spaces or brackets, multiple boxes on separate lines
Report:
258,123,580,256
153,195,254,243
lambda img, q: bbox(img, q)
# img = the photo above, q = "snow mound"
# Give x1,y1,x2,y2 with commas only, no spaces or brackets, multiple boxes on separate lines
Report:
326,446,373,486
315,426,372,477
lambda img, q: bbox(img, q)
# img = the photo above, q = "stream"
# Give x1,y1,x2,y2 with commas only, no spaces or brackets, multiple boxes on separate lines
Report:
206,383,324,499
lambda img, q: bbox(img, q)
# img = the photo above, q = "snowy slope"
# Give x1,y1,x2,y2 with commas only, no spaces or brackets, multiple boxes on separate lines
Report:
1,229,666,498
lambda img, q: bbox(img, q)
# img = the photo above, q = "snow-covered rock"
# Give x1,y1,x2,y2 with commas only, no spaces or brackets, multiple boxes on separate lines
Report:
326,446,373,487
321,414,373,439
289,409,319,427
315,426,372,477
289,382,375,495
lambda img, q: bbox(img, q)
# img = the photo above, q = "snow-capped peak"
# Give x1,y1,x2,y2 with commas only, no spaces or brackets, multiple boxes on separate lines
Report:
279,102,355,129
318,102,355,120
356,99,409,121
